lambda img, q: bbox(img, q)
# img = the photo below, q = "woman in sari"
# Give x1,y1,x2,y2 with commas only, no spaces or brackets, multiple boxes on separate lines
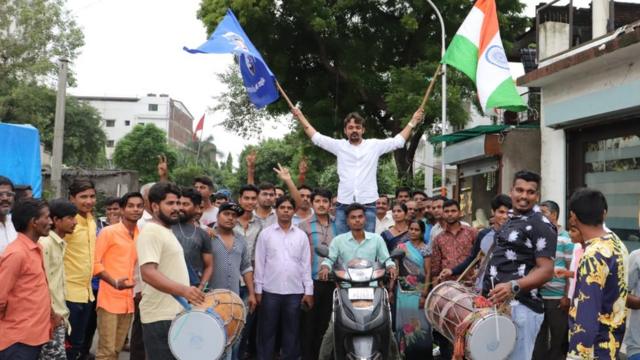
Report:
381,203,409,252
394,220,433,359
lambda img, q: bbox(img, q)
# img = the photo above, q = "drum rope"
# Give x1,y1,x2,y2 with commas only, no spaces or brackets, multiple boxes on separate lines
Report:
452,298,493,360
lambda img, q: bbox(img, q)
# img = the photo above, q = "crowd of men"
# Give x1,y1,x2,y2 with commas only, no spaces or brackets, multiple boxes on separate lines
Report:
0,106,639,360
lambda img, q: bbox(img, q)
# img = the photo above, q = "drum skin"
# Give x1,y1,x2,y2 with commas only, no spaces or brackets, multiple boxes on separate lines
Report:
193,289,247,352
169,310,226,360
425,281,516,360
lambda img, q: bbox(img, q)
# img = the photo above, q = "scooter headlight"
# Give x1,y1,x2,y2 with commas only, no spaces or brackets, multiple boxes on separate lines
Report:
347,267,373,282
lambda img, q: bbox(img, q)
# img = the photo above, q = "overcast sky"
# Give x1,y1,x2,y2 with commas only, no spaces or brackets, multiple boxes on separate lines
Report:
65,0,629,163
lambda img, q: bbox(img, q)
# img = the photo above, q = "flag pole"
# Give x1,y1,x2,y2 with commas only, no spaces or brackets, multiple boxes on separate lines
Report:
275,81,296,110
195,114,204,165
419,64,442,110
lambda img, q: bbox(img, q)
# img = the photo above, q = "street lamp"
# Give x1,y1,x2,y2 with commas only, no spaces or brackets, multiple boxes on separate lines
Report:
425,0,447,196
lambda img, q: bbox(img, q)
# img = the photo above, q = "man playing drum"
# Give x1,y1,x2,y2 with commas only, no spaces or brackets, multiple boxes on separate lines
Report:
136,182,206,360
483,171,557,360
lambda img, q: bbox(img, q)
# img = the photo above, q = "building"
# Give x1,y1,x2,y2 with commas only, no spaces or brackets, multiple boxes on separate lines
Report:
421,64,536,225
518,1,640,250
76,94,195,160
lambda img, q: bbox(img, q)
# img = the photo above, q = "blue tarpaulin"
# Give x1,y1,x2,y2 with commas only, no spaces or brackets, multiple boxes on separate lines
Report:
0,123,42,197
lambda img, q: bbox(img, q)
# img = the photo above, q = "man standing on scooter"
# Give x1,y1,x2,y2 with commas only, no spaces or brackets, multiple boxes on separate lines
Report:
317,203,399,359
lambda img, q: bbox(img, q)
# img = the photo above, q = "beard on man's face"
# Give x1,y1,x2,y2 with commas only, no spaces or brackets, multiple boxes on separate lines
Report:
178,211,194,223
158,209,180,225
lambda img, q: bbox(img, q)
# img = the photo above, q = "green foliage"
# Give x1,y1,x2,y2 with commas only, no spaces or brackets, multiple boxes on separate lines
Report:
0,83,107,167
197,0,527,180
172,164,207,188
113,124,178,183
0,0,84,87
316,163,339,192
170,135,239,193
212,64,277,139
0,0,97,166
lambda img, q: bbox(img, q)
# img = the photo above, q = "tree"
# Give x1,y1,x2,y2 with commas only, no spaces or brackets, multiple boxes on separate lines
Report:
0,0,93,166
212,64,277,139
0,0,84,88
113,124,178,183
197,0,527,181
0,83,107,167
224,153,233,172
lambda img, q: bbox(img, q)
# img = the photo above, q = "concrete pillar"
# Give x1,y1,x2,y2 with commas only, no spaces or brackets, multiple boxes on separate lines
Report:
539,21,571,60
540,95,567,228
424,138,434,194
592,0,610,38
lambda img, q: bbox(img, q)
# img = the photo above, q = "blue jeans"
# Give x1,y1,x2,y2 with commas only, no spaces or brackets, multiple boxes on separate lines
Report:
0,343,42,360
66,301,94,360
629,354,640,360
335,202,376,235
509,302,544,360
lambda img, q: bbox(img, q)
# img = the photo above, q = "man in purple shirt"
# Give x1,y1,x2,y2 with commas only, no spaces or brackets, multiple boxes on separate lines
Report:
254,196,314,360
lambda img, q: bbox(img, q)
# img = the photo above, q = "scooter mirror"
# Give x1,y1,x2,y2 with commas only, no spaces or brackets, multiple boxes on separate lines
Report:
315,244,330,258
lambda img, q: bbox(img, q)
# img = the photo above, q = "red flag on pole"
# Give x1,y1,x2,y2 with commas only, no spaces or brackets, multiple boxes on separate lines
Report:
193,114,205,141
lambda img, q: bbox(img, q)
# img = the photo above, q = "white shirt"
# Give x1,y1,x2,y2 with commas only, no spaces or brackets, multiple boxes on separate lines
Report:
0,215,17,255
200,206,218,227
375,213,394,234
312,133,405,205
136,210,153,230
254,223,313,296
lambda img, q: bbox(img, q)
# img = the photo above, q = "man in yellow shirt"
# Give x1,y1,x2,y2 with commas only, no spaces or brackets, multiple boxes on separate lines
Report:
39,199,78,359
64,178,97,360
94,192,144,360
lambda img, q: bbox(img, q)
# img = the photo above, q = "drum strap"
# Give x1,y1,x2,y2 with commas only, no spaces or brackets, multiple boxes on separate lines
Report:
453,305,494,360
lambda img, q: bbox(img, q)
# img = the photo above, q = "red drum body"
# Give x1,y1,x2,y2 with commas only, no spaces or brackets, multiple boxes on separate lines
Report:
425,281,517,360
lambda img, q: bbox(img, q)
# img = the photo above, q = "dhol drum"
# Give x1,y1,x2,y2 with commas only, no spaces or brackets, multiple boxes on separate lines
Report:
425,281,517,360
169,300,227,360
193,289,247,354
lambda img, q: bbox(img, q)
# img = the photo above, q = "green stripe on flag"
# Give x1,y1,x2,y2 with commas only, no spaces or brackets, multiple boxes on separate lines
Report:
485,77,527,112
442,35,478,83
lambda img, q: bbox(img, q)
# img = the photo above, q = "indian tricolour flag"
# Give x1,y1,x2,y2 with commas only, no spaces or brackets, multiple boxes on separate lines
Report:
442,0,526,113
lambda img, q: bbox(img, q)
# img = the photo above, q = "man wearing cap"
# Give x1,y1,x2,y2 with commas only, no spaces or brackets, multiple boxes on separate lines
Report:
209,202,257,360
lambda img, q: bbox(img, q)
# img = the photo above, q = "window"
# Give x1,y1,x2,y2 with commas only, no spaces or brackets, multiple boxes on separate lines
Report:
568,119,640,250
138,122,145,126
105,119,116,127
148,104,158,111
125,120,131,126
107,140,115,147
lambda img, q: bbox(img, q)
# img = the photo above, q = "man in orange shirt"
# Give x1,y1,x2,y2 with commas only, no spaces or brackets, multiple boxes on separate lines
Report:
94,192,144,360
0,198,53,359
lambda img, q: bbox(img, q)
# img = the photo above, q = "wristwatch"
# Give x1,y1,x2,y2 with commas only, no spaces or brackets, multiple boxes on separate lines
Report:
510,280,521,295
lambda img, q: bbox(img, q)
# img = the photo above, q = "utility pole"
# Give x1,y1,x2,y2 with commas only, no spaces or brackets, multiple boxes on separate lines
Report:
425,0,447,196
51,58,69,198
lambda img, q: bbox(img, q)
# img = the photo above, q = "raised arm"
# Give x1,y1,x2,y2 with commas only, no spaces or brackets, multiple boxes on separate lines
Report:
398,108,425,142
246,151,256,185
273,163,302,210
157,154,169,182
291,108,317,139
297,157,308,186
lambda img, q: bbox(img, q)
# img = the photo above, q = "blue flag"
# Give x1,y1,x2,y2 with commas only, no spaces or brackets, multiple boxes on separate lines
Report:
184,9,279,108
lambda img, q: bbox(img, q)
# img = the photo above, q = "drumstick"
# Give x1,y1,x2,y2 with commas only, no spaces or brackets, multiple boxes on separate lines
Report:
456,253,482,282
490,277,501,343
